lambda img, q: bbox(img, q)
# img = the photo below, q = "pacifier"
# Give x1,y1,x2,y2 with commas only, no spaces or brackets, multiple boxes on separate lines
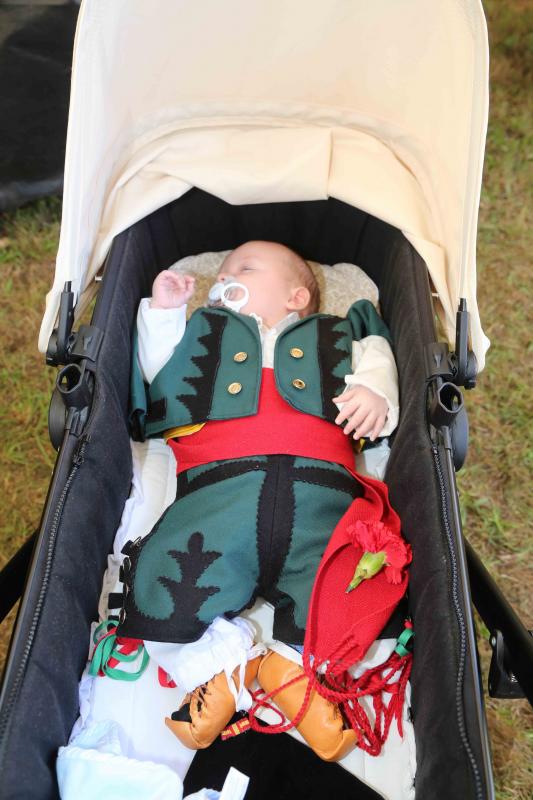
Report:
207,281,250,313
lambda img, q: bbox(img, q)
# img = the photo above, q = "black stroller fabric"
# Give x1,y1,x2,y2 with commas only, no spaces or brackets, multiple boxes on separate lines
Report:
0,190,489,799
184,727,383,799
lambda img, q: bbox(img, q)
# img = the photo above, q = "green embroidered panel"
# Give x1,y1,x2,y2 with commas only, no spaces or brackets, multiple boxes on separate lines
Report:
143,308,261,436
274,314,323,416
347,299,393,345
132,468,264,622
211,310,262,420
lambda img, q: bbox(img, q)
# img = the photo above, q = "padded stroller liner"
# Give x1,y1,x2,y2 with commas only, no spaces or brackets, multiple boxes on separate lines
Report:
0,190,488,799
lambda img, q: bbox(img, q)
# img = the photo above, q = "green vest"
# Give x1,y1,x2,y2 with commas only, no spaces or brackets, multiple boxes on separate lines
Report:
130,300,392,440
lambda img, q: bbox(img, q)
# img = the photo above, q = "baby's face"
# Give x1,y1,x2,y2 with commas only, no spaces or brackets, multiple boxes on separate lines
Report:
216,241,301,327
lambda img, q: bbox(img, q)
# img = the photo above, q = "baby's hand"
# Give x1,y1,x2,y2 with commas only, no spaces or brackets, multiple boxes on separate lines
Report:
151,271,195,309
332,386,388,441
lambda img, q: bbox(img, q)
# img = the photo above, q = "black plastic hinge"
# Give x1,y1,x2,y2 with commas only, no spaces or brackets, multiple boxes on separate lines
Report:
424,299,478,389
46,282,103,369
453,299,477,390
69,324,104,367
46,282,75,367
46,282,102,448
427,381,469,471
424,342,454,381
488,629,531,699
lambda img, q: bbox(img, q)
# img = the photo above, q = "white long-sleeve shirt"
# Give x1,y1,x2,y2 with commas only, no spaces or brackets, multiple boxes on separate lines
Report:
136,299,399,436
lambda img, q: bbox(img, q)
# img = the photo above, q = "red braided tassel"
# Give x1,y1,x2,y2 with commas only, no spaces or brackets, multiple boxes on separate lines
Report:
247,672,310,734
246,635,413,756
302,649,413,755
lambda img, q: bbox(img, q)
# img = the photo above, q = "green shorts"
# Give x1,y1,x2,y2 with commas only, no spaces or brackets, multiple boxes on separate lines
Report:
119,455,362,645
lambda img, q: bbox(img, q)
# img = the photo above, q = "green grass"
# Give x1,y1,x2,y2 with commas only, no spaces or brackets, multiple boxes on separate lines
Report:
0,196,62,267
0,1,532,796
0,198,59,665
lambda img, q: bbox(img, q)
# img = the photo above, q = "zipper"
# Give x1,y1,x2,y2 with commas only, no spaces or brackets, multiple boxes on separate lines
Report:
432,444,484,800
0,435,89,756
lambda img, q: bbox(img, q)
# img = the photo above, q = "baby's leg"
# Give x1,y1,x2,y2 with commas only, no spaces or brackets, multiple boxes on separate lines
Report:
270,457,362,642
255,458,362,760
118,459,267,642
156,617,265,749
117,458,274,748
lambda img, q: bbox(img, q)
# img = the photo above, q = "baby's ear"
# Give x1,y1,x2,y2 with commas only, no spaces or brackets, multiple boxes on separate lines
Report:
287,286,311,314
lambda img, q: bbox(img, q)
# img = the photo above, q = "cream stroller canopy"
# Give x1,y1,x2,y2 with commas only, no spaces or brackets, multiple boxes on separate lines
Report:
40,0,490,368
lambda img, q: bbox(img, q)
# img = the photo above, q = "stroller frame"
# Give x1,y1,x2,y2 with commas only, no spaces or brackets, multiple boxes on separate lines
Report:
1,189,532,799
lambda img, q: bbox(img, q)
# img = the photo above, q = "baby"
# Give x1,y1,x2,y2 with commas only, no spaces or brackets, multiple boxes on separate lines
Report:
145,242,393,440
118,241,399,760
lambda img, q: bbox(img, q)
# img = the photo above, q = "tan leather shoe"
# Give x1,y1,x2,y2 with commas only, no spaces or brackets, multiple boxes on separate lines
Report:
165,656,261,749
257,650,357,761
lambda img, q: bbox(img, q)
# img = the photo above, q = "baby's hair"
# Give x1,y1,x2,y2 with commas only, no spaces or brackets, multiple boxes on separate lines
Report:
286,247,321,316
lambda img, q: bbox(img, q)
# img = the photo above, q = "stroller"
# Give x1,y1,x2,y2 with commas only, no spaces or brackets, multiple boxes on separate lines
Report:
1,1,532,798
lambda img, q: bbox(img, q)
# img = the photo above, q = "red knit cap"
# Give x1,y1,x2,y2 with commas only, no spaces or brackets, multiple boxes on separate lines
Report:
303,472,411,675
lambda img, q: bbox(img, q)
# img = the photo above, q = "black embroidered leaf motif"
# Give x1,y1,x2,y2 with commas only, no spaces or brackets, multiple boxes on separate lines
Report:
176,311,227,420
317,317,352,420
120,531,222,641
158,532,221,620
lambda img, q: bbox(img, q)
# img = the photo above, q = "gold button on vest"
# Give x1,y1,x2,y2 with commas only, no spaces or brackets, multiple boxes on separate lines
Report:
292,378,306,390
290,347,304,359
228,382,242,395
233,351,248,362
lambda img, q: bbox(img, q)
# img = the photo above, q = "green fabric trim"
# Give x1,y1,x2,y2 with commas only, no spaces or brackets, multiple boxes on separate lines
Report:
275,315,323,416
347,299,393,346
144,308,262,436
102,649,150,682
331,318,354,381
293,457,349,471
186,455,269,481
212,309,262,419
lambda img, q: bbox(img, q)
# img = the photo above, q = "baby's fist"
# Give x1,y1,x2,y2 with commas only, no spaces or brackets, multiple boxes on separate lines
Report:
151,271,195,309
332,385,388,441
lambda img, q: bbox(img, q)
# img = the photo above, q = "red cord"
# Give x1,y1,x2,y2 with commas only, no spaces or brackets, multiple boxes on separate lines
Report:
247,650,412,755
